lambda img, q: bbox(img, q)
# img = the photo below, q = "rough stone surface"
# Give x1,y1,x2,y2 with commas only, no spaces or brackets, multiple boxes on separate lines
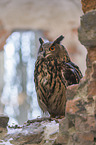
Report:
78,10,96,47
0,115,9,128
55,8,96,145
55,82,96,145
66,84,79,100
0,118,59,145
81,0,96,13
86,48,96,78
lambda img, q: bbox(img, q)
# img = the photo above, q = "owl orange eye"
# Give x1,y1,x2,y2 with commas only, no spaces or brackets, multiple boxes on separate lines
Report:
40,47,43,52
49,46,55,51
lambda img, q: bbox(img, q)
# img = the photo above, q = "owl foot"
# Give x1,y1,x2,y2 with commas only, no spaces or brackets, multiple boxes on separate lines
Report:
50,115,65,123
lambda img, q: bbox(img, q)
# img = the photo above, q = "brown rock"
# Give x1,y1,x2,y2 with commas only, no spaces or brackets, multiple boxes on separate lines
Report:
79,132,94,142
59,117,69,133
81,0,96,13
75,115,95,132
86,116,96,131
13,130,43,144
55,133,69,145
0,119,59,145
88,80,96,97
75,116,86,132
78,11,96,47
66,98,86,115
87,61,96,100
87,48,96,64
0,115,9,128
66,84,78,100
92,61,96,78
86,48,96,77
66,98,80,115
73,132,95,145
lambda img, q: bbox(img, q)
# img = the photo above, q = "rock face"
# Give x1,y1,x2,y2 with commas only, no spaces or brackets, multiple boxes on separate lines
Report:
55,80,96,145
81,0,96,13
55,5,96,145
78,10,96,47
0,115,9,128
0,118,59,145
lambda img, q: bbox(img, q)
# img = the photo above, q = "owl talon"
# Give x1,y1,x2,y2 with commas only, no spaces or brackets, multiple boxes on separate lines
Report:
50,115,65,123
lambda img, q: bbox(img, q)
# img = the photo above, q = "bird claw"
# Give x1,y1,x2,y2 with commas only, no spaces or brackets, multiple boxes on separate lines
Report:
50,115,65,123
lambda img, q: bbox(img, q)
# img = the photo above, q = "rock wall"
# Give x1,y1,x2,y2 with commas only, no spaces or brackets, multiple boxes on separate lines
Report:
55,2,96,145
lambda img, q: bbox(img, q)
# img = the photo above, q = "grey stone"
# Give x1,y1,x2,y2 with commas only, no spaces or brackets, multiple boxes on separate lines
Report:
78,10,96,47
0,119,59,145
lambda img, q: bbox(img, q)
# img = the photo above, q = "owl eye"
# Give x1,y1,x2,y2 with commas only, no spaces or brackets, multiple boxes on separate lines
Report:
49,46,55,51
40,47,43,52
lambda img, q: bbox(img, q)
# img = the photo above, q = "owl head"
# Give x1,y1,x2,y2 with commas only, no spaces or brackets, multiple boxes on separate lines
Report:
37,35,70,62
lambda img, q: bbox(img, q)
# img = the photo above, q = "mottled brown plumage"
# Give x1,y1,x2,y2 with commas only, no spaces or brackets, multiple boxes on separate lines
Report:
34,35,83,116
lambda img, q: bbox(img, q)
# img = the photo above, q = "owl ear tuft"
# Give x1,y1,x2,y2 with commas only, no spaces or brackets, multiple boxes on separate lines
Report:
53,35,64,45
39,38,44,45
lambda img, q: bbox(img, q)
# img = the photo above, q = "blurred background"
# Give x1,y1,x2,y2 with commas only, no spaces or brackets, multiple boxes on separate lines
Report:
0,0,87,125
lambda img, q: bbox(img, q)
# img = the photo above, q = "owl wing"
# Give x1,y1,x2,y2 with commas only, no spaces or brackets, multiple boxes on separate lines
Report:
68,61,83,79
61,61,83,86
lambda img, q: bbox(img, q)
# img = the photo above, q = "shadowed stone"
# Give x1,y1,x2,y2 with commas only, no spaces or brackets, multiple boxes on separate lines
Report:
0,115,9,128
78,10,96,47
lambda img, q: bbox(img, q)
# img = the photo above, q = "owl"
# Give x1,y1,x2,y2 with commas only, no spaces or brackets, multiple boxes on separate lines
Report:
34,35,83,117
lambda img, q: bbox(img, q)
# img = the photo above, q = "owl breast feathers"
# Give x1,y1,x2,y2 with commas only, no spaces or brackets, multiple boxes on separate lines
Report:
34,35,83,117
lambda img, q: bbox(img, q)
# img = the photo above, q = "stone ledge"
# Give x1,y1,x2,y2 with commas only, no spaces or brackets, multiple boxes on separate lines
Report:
0,118,59,145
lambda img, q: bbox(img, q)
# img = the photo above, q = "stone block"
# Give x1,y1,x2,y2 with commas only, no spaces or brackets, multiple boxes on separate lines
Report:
88,80,96,97
59,117,69,133
81,0,96,13
75,115,95,132
0,115,9,128
92,61,96,78
66,98,86,116
78,10,96,47
66,84,78,100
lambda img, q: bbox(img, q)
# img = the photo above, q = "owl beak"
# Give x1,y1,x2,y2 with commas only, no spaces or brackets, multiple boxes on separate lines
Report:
43,51,46,57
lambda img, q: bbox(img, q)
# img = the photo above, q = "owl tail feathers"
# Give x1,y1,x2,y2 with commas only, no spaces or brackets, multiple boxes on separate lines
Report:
52,35,64,45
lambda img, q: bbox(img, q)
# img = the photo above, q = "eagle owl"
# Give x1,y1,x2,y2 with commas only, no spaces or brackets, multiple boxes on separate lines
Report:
34,35,83,116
